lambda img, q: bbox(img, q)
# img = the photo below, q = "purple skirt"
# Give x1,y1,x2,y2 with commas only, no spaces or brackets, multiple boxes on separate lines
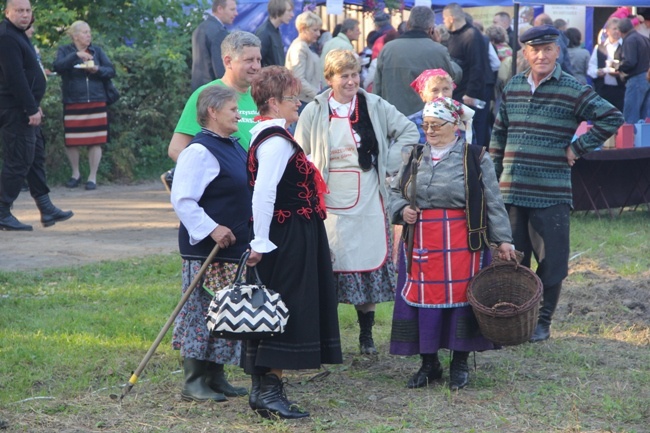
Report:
389,240,497,355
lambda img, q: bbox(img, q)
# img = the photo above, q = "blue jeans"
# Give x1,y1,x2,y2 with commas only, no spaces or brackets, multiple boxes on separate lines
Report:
623,73,650,124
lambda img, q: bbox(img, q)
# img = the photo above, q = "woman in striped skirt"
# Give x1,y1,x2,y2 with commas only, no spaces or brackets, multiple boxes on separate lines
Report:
53,21,115,191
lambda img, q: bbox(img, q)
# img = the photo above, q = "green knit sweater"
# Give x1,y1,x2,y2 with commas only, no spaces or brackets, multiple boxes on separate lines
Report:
489,66,624,208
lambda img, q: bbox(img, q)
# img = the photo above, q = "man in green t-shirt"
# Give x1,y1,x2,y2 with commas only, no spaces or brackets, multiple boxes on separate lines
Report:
168,31,261,162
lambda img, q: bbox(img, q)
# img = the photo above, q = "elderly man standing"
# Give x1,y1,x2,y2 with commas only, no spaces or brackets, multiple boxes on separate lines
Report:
374,6,458,116
617,18,650,124
191,0,239,91
490,26,623,343
0,0,73,231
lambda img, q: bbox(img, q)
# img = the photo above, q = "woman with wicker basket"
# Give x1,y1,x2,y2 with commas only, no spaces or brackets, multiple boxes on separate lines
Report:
388,97,516,391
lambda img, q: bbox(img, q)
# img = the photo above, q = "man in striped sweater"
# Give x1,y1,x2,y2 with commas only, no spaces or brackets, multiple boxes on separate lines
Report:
489,25,623,343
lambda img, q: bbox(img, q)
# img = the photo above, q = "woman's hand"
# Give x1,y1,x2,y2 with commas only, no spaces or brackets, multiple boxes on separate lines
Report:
246,250,262,266
76,51,93,62
402,206,420,225
210,226,236,249
496,242,518,261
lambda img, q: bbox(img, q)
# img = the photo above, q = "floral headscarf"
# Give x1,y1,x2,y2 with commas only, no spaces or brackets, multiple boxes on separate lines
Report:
422,97,475,143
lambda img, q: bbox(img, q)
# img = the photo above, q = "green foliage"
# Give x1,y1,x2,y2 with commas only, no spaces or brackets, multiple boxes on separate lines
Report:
26,0,205,183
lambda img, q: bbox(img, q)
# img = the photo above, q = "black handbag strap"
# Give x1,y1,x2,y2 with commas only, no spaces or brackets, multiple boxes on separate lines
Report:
232,250,262,286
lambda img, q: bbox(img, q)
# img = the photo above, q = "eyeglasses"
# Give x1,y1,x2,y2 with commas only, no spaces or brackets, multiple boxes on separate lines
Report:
421,121,449,132
281,95,301,103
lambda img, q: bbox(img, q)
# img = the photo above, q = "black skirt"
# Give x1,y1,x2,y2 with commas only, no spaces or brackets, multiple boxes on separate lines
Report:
244,215,342,373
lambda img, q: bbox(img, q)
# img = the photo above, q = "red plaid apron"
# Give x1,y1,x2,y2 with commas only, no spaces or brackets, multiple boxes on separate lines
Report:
401,209,481,308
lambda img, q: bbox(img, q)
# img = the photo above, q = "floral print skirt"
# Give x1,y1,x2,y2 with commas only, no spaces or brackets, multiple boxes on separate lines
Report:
171,260,241,364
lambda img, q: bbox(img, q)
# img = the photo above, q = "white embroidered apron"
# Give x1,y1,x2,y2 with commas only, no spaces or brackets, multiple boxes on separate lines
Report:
325,101,388,272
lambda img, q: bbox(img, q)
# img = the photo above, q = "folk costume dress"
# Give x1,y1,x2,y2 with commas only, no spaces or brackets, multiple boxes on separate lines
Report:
170,129,251,364
388,138,512,355
295,89,420,306
244,119,342,373
324,94,395,303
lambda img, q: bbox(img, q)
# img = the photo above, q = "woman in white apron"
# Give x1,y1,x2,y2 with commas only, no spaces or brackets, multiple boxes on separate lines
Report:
295,49,419,355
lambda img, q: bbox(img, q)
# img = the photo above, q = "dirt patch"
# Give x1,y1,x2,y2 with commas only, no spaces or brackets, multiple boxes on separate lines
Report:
0,181,179,272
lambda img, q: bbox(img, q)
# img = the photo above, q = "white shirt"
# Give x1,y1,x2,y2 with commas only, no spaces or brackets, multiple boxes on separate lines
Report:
488,42,501,72
527,66,556,94
170,142,221,245
587,38,622,86
249,119,297,253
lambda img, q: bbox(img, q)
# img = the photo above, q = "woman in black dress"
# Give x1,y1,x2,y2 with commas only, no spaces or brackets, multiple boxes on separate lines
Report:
244,66,342,419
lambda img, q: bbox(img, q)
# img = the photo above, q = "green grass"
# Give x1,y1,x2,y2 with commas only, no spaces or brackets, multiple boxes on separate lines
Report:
0,211,649,432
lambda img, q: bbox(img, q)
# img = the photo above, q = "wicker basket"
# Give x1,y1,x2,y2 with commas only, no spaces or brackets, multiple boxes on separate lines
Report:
467,262,543,346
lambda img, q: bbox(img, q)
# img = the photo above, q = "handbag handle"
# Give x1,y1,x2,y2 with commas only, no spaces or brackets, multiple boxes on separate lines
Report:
232,250,263,286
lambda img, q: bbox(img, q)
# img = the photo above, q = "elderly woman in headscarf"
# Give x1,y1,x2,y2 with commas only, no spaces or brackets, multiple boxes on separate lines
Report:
388,97,516,391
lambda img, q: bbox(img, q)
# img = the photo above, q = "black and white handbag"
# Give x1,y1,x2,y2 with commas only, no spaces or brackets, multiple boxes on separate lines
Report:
206,251,289,340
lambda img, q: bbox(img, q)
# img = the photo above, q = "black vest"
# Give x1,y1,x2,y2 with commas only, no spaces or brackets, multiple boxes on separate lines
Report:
593,43,625,92
248,126,326,223
178,131,252,262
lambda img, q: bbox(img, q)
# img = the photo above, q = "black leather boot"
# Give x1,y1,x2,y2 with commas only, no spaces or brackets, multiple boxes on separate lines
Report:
204,362,248,397
181,358,227,402
0,203,32,231
255,374,309,419
449,351,470,391
34,195,73,227
357,310,378,355
249,374,262,410
530,282,563,343
407,353,443,388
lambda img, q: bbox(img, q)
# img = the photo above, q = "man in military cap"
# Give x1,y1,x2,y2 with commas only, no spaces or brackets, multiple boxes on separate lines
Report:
489,25,624,343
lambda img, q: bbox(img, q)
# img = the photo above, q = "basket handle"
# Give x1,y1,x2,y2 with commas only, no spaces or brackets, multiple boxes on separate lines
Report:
490,302,520,315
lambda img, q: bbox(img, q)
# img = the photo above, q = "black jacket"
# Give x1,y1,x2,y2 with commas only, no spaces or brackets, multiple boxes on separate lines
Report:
447,23,488,100
52,43,116,104
255,19,285,67
0,18,46,114
619,30,650,78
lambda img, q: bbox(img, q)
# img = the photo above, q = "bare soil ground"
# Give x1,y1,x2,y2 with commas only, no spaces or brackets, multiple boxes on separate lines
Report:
0,181,178,272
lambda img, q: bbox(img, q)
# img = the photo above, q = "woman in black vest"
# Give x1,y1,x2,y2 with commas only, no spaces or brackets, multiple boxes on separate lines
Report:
388,97,516,391
244,66,342,419
170,85,250,403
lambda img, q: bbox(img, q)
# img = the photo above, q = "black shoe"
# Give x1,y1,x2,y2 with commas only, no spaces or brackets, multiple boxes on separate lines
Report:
204,363,248,397
85,181,96,191
65,177,80,188
181,358,227,402
34,195,73,227
407,354,443,388
0,212,33,231
357,310,378,355
255,374,309,420
529,322,551,342
449,352,469,391
249,374,261,410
